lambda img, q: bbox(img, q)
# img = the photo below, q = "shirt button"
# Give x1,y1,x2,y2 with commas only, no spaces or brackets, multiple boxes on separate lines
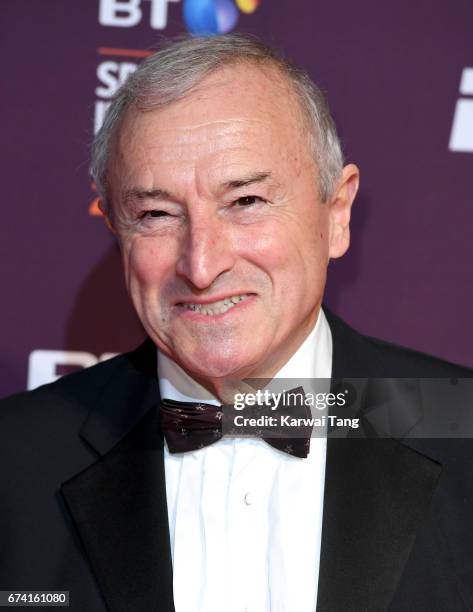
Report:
243,492,253,505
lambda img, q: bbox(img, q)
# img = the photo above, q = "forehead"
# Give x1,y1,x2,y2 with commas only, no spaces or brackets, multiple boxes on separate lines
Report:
111,63,311,184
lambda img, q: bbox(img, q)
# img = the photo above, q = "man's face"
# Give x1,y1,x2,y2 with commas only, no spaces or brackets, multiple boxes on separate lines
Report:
108,63,354,384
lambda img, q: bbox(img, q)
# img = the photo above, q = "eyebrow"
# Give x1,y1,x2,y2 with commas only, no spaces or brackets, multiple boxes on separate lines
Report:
222,171,272,190
122,171,273,205
123,188,173,206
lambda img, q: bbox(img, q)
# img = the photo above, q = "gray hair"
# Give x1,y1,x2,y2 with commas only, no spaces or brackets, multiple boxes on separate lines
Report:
91,34,344,212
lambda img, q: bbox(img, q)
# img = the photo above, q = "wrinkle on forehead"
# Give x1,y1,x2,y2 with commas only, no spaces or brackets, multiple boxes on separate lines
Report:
129,119,277,165
110,63,316,197
122,62,307,140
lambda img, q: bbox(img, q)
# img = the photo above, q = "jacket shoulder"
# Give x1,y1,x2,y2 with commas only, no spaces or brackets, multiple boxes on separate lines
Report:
0,352,125,416
363,334,473,377
324,306,473,378
0,340,156,430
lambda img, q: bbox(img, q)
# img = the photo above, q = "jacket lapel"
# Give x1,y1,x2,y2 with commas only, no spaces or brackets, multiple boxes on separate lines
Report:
317,308,442,610
61,341,175,612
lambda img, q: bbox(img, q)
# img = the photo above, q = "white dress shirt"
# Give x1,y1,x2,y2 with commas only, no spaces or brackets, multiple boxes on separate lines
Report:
158,309,333,612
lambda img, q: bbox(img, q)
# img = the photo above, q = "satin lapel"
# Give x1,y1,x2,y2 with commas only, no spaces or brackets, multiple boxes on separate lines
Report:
317,308,442,610
61,341,175,612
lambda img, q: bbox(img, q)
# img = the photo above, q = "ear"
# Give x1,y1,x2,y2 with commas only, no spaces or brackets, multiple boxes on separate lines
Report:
328,163,360,259
98,199,117,234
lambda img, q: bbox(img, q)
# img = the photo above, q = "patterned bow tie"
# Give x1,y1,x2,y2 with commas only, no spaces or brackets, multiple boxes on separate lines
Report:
159,391,312,458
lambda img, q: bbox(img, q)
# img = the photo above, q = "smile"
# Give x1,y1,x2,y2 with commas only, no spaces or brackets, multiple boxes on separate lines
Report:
180,294,250,316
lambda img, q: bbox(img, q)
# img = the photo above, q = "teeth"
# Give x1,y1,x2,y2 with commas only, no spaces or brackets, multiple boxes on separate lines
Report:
184,294,248,316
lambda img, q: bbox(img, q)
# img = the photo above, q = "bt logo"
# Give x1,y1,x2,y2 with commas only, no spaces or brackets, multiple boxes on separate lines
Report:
449,67,473,153
99,0,260,34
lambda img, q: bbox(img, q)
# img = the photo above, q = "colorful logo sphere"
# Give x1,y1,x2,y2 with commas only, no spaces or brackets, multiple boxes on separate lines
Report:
235,0,259,13
183,0,259,35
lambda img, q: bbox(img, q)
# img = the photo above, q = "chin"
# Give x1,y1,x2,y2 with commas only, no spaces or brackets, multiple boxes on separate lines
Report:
178,349,259,382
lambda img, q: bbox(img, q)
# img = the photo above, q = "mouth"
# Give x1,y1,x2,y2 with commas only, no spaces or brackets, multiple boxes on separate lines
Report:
177,294,252,316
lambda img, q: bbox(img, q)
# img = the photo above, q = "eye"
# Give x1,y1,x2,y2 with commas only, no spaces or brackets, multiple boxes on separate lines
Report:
233,195,266,207
140,210,170,219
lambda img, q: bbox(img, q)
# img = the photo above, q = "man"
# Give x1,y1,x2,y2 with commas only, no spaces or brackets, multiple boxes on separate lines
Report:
1,35,472,611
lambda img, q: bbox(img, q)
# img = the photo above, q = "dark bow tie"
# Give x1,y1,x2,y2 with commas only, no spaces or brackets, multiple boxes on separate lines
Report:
159,391,313,458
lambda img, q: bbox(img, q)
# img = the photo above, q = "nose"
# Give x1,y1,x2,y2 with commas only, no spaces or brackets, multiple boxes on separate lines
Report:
175,215,236,290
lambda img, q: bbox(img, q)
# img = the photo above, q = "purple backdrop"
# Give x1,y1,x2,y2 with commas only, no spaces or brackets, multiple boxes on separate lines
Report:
2,0,472,397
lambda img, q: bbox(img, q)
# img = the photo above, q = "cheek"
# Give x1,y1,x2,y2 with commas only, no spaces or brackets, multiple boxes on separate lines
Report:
124,239,174,292
243,216,327,281
236,229,291,296
297,207,331,269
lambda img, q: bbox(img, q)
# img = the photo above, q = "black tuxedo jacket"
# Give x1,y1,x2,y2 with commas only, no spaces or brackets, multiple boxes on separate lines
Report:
1,309,473,611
